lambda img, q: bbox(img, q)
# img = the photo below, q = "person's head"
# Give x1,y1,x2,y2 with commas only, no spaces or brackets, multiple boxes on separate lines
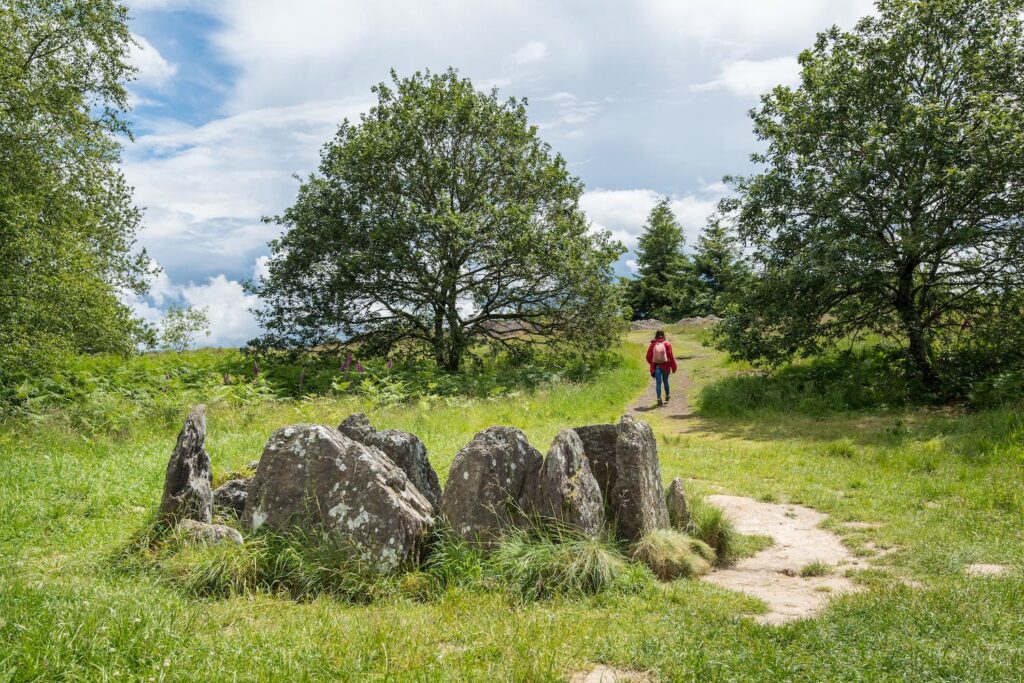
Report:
654,330,665,340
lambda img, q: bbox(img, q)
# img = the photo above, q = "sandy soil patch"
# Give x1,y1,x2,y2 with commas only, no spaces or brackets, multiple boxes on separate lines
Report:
702,495,862,625
569,665,654,682
965,563,1013,577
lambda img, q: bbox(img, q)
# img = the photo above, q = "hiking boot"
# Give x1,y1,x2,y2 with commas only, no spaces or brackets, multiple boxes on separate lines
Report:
657,399,663,407
665,394,670,403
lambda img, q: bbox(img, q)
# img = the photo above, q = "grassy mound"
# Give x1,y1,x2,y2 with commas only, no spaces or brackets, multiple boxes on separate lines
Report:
631,529,716,580
687,498,740,566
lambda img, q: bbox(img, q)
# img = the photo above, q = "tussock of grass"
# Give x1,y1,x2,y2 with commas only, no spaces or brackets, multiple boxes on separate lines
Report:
488,524,650,602
687,498,739,566
800,561,833,578
631,529,715,580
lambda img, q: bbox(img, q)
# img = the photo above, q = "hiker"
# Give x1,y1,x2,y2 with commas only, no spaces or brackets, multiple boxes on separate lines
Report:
646,330,677,407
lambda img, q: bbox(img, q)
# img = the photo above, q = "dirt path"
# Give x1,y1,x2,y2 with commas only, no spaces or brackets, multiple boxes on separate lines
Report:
702,496,862,624
629,350,710,431
630,338,865,624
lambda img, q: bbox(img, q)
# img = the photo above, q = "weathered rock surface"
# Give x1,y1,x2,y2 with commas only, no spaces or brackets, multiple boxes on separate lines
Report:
338,413,442,511
666,477,690,530
176,518,244,545
159,405,213,524
572,423,619,504
533,430,604,536
213,478,250,515
441,426,543,547
612,415,670,540
573,415,670,541
242,424,434,572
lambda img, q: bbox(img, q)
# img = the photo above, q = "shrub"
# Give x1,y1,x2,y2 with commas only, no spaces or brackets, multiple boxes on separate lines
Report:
630,529,714,580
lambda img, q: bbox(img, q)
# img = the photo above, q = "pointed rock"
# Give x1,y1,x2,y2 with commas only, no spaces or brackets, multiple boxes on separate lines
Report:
159,405,213,524
573,416,670,541
534,430,604,536
441,426,543,548
338,413,442,511
666,477,690,530
611,415,670,540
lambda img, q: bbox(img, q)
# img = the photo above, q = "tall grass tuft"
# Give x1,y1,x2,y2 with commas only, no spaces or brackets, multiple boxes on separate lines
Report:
488,523,648,602
630,529,715,580
687,498,739,566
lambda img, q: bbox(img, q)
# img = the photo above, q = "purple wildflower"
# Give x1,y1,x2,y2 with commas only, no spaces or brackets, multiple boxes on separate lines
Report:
386,360,393,370
355,362,364,373
341,353,352,372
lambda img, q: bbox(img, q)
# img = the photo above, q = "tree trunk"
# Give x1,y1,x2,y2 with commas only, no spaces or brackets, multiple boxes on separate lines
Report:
895,263,939,389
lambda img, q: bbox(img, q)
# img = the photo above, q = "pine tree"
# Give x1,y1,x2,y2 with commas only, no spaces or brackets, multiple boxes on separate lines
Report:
628,198,690,321
689,219,748,315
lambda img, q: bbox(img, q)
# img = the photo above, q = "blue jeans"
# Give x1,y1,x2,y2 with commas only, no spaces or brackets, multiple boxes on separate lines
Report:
655,366,670,401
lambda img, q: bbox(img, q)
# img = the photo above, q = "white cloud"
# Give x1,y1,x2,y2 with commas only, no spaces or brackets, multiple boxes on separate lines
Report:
123,258,265,348
690,57,801,97
507,41,549,67
123,97,371,279
581,184,726,250
129,34,177,88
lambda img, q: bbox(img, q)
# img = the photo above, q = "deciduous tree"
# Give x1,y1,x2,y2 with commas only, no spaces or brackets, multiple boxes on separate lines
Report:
250,69,625,372
716,0,1024,387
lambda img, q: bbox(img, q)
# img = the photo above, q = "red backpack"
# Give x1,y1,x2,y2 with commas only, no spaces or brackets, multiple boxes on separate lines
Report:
652,340,669,365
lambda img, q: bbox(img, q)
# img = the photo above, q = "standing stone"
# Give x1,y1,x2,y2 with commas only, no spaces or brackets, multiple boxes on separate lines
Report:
572,423,619,504
243,424,434,573
666,477,690,530
159,405,213,524
338,413,442,511
213,478,250,516
533,430,604,536
612,415,670,540
441,426,543,547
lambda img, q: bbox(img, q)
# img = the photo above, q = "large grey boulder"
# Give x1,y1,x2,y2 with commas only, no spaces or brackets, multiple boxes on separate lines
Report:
338,413,442,511
159,405,213,524
176,519,243,545
441,426,543,547
573,415,670,541
533,430,604,536
666,477,690,530
242,424,434,572
213,478,250,516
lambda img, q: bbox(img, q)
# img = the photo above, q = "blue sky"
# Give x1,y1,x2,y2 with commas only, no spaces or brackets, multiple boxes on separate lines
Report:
120,0,875,346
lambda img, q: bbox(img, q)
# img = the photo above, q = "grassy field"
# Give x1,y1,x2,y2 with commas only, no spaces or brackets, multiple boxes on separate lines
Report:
2,328,1023,681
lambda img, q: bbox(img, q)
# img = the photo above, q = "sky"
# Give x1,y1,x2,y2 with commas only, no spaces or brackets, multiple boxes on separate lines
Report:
120,0,876,347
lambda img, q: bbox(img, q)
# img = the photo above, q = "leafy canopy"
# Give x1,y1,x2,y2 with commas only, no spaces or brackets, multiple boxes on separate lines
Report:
250,68,625,371
0,0,151,387
716,0,1024,386
627,198,688,321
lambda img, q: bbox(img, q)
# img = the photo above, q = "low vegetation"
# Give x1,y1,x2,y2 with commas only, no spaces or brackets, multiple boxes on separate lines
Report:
4,328,1024,679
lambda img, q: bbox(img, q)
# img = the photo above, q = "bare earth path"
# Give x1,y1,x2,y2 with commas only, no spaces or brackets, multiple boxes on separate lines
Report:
630,341,864,624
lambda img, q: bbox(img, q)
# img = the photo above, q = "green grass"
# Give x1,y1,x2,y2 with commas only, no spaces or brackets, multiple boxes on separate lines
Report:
3,329,1024,680
799,561,833,578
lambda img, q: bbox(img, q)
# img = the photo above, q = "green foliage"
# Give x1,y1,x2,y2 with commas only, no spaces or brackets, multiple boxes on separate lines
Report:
0,345,624,429
717,0,1024,388
697,347,914,417
685,218,750,316
0,0,152,390
250,68,626,372
158,305,211,353
630,529,714,580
